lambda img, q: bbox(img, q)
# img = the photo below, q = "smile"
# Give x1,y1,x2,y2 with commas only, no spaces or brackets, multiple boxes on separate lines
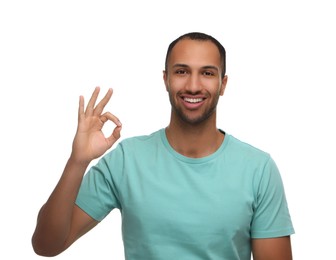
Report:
183,97,204,103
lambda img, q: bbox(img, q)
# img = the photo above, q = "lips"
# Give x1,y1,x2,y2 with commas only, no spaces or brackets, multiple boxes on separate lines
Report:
180,95,206,109
183,97,204,103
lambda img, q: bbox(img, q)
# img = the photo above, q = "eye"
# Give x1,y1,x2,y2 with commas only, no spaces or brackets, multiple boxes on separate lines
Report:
175,69,188,75
203,71,215,76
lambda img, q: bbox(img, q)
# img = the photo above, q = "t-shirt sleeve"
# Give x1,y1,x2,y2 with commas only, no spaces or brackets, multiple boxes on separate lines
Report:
75,144,124,221
251,156,295,238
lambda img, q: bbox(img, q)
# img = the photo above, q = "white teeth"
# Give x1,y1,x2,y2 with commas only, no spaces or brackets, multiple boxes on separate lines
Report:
184,97,203,103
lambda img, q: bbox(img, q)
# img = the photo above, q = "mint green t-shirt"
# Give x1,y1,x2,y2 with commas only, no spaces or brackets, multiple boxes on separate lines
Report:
76,129,294,259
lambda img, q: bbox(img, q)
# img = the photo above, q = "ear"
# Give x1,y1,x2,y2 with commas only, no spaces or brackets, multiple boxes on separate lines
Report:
219,75,228,96
163,70,169,91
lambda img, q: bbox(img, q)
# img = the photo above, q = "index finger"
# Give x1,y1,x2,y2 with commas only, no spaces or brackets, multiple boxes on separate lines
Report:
100,111,122,127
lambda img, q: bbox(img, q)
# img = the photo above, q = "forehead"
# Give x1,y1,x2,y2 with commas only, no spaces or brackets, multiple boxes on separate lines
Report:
169,39,221,68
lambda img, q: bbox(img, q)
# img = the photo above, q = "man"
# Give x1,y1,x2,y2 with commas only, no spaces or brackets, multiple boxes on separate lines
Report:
32,32,294,259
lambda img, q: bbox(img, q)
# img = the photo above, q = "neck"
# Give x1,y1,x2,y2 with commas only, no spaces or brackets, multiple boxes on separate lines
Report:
165,113,224,158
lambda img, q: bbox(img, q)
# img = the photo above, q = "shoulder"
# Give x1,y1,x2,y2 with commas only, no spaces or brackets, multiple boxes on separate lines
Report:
119,129,162,147
99,129,163,174
225,134,271,162
108,129,163,158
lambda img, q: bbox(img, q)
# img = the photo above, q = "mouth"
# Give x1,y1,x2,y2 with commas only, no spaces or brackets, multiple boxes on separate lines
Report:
180,95,206,110
183,97,204,103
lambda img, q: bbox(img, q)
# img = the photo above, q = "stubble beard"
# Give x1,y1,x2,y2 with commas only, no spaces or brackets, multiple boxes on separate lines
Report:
168,91,220,126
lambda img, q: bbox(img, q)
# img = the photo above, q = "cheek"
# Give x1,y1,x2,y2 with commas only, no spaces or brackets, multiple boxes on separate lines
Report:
167,77,185,91
200,78,221,92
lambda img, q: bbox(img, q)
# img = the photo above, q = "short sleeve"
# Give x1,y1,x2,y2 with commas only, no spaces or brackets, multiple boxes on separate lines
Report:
75,144,124,221
251,157,295,238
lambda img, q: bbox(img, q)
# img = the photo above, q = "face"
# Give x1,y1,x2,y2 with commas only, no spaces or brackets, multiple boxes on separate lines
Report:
163,39,228,125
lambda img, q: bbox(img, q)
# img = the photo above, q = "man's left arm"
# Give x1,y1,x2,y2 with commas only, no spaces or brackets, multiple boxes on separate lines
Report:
252,236,293,260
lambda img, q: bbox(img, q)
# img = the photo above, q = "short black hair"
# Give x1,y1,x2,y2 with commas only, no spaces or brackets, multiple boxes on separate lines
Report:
165,32,226,79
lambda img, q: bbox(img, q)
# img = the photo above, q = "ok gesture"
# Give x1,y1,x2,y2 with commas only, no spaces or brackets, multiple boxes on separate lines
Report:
71,87,122,164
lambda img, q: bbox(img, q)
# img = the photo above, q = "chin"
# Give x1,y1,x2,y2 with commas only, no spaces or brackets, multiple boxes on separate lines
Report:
179,112,215,126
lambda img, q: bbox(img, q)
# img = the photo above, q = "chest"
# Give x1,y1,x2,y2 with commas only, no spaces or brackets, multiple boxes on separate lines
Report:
119,159,255,242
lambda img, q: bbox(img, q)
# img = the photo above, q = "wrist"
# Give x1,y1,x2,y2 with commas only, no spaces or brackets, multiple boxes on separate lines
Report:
68,153,91,169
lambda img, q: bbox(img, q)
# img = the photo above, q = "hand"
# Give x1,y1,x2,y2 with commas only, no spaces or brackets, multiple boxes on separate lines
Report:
71,87,122,164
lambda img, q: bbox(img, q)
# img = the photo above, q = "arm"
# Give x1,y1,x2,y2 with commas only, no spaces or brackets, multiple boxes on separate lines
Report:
32,87,122,256
252,236,293,260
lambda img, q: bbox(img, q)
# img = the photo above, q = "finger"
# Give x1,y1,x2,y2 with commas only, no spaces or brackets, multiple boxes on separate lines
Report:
78,95,85,121
100,112,122,147
85,87,100,116
93,88,113,116
100,112,122,127
106,125,122,146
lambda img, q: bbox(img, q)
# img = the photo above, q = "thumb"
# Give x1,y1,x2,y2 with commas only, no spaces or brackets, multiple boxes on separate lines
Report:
106,125,122,147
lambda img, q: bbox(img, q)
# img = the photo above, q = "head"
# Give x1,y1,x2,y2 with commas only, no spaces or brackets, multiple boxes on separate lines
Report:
165,32,226,80
163,32,228,126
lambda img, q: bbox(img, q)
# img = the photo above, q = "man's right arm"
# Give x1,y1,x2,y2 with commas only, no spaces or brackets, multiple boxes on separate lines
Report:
32,158,97,256
31,87,122,256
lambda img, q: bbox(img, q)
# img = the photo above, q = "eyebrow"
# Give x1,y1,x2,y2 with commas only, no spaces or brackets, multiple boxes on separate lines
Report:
172,63,219,71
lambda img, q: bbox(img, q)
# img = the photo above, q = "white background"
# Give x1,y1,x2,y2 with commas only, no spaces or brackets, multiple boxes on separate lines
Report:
1,0,335,259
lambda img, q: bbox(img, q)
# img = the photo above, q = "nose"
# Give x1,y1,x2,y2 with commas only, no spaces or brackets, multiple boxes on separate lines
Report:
185,73,202,93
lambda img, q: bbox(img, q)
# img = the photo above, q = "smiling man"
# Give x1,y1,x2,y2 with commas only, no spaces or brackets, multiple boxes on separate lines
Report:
32,32,294,260
165,39,226,124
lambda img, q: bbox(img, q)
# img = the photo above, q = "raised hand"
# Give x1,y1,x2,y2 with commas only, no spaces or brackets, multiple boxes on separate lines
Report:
71,87,122,164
